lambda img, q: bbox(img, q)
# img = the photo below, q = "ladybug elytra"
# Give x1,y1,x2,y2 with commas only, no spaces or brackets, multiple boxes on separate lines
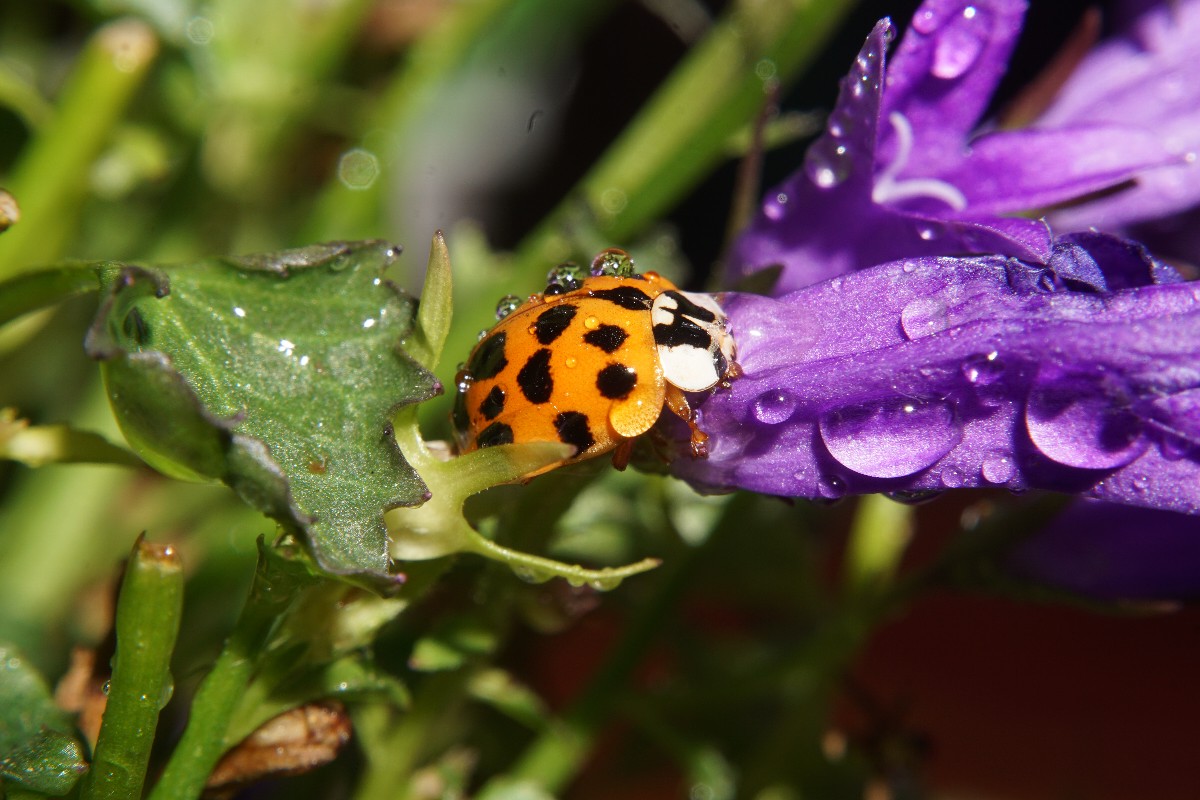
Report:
451,249,739,478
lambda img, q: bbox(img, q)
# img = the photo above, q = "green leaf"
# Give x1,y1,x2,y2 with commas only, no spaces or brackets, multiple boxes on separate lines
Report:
0,644,89,795
85,241,440,577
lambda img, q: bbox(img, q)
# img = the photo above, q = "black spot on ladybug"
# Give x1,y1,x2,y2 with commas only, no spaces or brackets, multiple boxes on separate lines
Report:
583,324,628,353
554,411,595,453
664,290,717,322
476,421,514,449
653,318,712,349
517,348,553,404
590,286,652,310
596,363,637,399
479,385,505,420
452,389,470,435
468,331,508,380
535,304,578,344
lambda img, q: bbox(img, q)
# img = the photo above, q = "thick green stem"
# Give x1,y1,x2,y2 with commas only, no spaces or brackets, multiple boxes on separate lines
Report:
148,542,315,800
80,536,184,800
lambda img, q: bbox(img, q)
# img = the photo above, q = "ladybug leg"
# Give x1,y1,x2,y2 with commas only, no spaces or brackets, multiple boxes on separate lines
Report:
611,438,635,471
664,386,709,458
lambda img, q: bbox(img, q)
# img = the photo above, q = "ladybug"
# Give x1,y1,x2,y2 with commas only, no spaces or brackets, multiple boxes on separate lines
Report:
452,249,739,478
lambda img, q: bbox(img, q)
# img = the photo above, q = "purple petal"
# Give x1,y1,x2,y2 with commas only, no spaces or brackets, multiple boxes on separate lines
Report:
948,126,1177,214
727,17,1051,291
673,242,1200,513
880,0,1027,177
1008,500,1200,601
1041,0,1200,230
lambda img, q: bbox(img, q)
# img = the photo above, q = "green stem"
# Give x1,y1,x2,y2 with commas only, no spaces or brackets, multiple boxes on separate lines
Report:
843,494,915,598
0,20,158,279
510,0,859,279
80,536,184,800
148,541,315,800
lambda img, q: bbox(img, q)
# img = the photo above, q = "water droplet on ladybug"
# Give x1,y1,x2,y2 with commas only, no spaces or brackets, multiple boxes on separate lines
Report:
583,316,599,330
546,263,584,291
495,294,521,319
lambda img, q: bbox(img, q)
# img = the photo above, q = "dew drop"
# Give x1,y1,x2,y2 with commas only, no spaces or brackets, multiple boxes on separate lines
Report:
590,248,635,277
900,296,950,339
590,576,620,591
455,368,473,393
961,351,1004,385
818,396,962,478
885,489,943,505
1025,372,1146,470
818,473,847,499
546,263,585,291
912,8,939,34
752,390,798,425
495,294,521,319
931,6,988,80
583,315,599,330
917,223,941,241
804,140,851,188
939,465,964,488
981,450,1015,484
476,329,489,341
565,356,577,368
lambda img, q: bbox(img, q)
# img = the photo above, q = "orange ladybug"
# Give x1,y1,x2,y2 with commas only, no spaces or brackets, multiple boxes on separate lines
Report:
452,249,738,477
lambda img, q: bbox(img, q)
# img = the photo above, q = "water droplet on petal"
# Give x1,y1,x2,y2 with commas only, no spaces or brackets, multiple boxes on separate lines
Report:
912,8,939,34
981,450,1015,484
961,351,1004,385
764,193,788,220
818,474,847,499
818,396,962,479
939,465,964,488
931,6,988,79
900,297,950,339
885,489,943,505
805,140,851,188
752,390,798,425
495,294,521,319
1025,372,1146,469
917,223,942,241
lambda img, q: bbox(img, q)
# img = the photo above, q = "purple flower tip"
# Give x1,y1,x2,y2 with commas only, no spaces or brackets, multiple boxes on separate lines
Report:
729,0,1188,295
671,235,1200,514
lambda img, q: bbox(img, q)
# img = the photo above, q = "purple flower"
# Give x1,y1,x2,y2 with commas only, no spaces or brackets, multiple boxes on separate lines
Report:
1042,0,1200,243
729,0,1179,295
671,234,1200,514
